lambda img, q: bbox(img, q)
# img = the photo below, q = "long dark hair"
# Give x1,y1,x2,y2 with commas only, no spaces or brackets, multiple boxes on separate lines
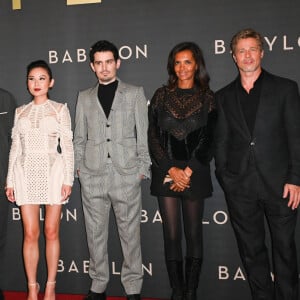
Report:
166,42,210,91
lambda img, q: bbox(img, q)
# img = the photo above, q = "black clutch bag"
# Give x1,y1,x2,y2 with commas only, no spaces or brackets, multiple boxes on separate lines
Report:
57,137,62,154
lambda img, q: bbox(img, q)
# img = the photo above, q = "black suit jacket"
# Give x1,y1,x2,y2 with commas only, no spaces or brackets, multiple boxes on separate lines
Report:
0,88,16,192
214,71,300,198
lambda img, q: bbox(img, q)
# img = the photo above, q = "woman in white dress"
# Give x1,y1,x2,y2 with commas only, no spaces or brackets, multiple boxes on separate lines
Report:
6,60,74,300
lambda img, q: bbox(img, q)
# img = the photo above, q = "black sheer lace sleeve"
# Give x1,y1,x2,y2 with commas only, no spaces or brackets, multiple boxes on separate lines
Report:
148,87,173,172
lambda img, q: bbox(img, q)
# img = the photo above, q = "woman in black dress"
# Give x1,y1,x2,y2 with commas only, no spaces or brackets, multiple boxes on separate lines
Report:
148,42,215,300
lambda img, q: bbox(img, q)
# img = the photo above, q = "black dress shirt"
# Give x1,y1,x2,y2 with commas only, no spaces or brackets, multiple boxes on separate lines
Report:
238,71,264,135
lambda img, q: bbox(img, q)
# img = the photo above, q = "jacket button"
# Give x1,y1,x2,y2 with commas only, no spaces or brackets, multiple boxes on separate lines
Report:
250,141,255,146
107,138,110,142
106,124,110,127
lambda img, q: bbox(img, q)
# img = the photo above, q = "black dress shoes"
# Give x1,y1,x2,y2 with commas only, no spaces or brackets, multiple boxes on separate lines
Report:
126,294,141,300
84,290,106,300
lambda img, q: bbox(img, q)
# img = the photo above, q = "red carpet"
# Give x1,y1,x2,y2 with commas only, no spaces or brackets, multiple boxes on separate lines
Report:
4,291,86,299
3,291,159,300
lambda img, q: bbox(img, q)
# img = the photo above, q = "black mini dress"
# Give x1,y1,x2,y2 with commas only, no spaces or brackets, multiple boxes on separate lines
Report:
148,86,216,199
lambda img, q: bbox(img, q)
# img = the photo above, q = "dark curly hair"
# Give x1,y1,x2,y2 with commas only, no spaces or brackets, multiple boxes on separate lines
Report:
89,40,119,63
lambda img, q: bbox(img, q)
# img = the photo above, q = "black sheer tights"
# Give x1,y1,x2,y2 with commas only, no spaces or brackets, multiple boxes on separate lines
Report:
158,196,204,261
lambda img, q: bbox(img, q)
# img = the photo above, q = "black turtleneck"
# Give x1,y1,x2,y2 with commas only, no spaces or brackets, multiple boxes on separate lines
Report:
98,80,118,118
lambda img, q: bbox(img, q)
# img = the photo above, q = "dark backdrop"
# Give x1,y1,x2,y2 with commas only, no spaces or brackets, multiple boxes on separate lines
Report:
0,1,299,299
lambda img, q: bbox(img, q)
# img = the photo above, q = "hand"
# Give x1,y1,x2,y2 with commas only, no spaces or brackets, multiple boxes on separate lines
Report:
77,169,80,176
5,187,15,203
169,182,186,192
61,184,72,202
168,167,190,189
283,183,300,210
184,166,193,177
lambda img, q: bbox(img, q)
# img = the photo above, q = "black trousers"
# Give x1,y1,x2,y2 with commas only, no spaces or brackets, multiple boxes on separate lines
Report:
225,167,298,300
0,192,9,288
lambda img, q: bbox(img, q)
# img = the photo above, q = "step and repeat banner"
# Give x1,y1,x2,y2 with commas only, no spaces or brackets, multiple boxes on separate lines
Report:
1,1,300,299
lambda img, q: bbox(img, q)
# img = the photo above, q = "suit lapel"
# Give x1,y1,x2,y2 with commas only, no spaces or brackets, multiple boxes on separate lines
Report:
109,80,126,118
253,72,272,137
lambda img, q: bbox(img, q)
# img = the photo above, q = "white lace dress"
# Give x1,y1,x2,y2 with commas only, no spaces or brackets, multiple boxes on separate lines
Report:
6,99,74,205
